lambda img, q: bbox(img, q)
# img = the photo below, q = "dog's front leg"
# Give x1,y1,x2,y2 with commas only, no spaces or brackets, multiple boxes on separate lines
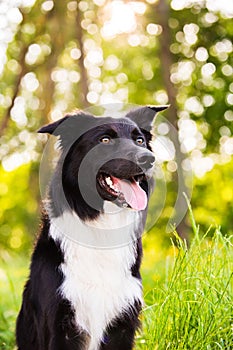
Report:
99,301,141,350
100,325,137,350
48,328,89,350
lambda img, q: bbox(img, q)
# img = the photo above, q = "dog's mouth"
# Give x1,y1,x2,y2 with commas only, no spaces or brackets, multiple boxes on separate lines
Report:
97,172,148,211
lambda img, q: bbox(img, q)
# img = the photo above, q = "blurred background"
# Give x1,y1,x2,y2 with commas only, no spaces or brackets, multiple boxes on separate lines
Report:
0,0,233,345
0,0,232,254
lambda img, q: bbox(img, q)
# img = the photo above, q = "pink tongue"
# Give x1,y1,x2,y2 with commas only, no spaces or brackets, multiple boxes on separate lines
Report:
112,177,147,211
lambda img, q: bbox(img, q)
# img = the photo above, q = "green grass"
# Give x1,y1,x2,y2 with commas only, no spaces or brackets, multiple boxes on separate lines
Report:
0,254,28,350
0,212,232,349
136,206,233,349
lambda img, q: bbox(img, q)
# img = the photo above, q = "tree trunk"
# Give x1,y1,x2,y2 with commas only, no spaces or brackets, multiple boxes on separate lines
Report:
76,3,89,109
40,1,68,124
157,0,190,242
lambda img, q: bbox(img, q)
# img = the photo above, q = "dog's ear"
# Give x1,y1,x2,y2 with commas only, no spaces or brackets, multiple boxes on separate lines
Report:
37,116,69,135
126,105,169,131
38,111,95,135
37,111,95,148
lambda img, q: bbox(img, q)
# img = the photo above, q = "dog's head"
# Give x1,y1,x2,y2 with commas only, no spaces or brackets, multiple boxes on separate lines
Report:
38,106,168,220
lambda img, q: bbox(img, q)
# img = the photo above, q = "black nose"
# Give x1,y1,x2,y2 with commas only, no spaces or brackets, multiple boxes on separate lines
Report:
137,152,155,168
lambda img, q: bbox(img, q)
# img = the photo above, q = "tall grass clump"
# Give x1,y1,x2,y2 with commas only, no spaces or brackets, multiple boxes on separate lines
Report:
138,208,233,349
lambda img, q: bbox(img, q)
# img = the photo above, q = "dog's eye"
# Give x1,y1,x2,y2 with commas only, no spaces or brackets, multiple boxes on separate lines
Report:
136,137,145,145
100,136,111,144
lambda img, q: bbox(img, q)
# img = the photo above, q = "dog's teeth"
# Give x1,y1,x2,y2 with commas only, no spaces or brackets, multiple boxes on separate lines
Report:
105,177,113,186
104,175,120,193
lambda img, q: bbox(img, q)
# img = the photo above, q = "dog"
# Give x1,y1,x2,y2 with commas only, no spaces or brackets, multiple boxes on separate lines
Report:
16,105,168,350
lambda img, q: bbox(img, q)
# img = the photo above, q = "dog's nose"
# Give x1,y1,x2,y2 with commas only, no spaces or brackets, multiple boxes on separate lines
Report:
137,152,155,168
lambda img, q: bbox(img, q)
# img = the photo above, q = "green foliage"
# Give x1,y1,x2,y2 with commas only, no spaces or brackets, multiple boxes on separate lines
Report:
193,161,233,236
170,8,233,152
0,164,39,253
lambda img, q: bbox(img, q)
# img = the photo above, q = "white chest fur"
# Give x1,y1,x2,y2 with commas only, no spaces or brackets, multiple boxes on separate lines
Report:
49,209,142,350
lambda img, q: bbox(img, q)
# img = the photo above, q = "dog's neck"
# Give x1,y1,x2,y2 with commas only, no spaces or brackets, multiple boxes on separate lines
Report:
49,202,140,249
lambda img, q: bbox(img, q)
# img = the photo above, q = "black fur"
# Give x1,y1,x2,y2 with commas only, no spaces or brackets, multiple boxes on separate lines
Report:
16,106,168,350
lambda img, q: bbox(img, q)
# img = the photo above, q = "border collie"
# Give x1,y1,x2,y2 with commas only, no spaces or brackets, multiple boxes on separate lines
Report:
16,105,168,350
